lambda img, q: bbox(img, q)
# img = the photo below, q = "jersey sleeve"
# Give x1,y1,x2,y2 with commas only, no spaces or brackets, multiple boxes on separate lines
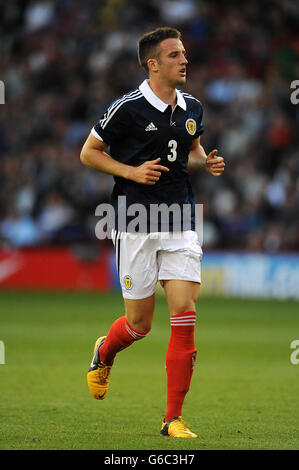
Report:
194,103,204,138
91,101,130,146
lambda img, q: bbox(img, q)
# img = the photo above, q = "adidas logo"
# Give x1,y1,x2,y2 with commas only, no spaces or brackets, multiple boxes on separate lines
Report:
145,122,158,131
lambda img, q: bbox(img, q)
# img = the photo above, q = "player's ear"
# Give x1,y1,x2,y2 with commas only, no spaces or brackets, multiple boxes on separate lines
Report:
147,58,159,73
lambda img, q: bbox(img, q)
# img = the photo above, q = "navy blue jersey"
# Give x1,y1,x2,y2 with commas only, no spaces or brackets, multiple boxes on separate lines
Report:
92,80,204,232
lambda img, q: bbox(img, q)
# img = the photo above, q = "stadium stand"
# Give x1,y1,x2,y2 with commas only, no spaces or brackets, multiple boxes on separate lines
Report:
0,0,298,253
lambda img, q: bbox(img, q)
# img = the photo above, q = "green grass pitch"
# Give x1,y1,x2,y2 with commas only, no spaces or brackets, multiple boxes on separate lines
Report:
0,290,298,450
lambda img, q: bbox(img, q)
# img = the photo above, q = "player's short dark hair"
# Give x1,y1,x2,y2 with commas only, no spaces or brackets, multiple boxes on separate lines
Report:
137,27,181,74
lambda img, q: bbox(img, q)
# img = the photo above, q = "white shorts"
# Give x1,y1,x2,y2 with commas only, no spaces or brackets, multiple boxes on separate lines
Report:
111,230,203,300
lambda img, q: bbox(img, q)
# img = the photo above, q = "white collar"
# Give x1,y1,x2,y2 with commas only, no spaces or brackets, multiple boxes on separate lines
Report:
139,79,186,112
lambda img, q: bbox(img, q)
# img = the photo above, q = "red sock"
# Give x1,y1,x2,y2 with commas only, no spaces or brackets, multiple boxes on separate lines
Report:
165,310,197,422
99,316,150,366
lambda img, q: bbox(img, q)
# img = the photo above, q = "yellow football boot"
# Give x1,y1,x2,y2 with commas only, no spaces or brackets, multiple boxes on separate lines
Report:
160,416,198,438
87,336,112,400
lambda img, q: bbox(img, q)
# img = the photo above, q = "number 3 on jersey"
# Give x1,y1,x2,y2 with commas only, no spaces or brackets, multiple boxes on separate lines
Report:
167,139,177,162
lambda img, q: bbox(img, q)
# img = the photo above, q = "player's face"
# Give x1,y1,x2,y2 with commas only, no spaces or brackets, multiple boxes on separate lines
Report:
155,38,188,87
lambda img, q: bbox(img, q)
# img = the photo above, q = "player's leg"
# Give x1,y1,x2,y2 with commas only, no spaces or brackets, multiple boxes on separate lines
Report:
87,231,158,400
98,295,155,367
161,280,199,437
158,231,202,437
86,295,154,400
163,279,200,316
124,295,155,331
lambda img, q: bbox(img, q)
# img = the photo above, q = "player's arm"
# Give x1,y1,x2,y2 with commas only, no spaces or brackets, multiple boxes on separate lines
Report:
188,137,225,176
80,133,169,185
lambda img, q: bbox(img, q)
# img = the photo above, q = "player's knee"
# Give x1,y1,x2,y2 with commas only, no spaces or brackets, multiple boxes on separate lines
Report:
124,295,154,333
127,316,152,333
170,301,197,316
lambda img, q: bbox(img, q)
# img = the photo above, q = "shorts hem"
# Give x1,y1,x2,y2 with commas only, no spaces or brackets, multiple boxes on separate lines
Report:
159,276,201,285
122,290,157,300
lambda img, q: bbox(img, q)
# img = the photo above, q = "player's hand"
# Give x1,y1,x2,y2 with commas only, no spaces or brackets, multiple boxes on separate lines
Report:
205,149,225,176
128,158,169,185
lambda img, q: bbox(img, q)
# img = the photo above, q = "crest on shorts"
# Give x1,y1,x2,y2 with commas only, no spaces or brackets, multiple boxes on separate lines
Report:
185,118,196,136
123,275,133,290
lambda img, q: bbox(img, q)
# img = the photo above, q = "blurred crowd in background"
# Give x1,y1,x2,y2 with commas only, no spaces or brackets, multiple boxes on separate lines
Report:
0,0,298,252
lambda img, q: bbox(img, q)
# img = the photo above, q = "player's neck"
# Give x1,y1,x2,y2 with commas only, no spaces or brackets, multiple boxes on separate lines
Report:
148,79,177,110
